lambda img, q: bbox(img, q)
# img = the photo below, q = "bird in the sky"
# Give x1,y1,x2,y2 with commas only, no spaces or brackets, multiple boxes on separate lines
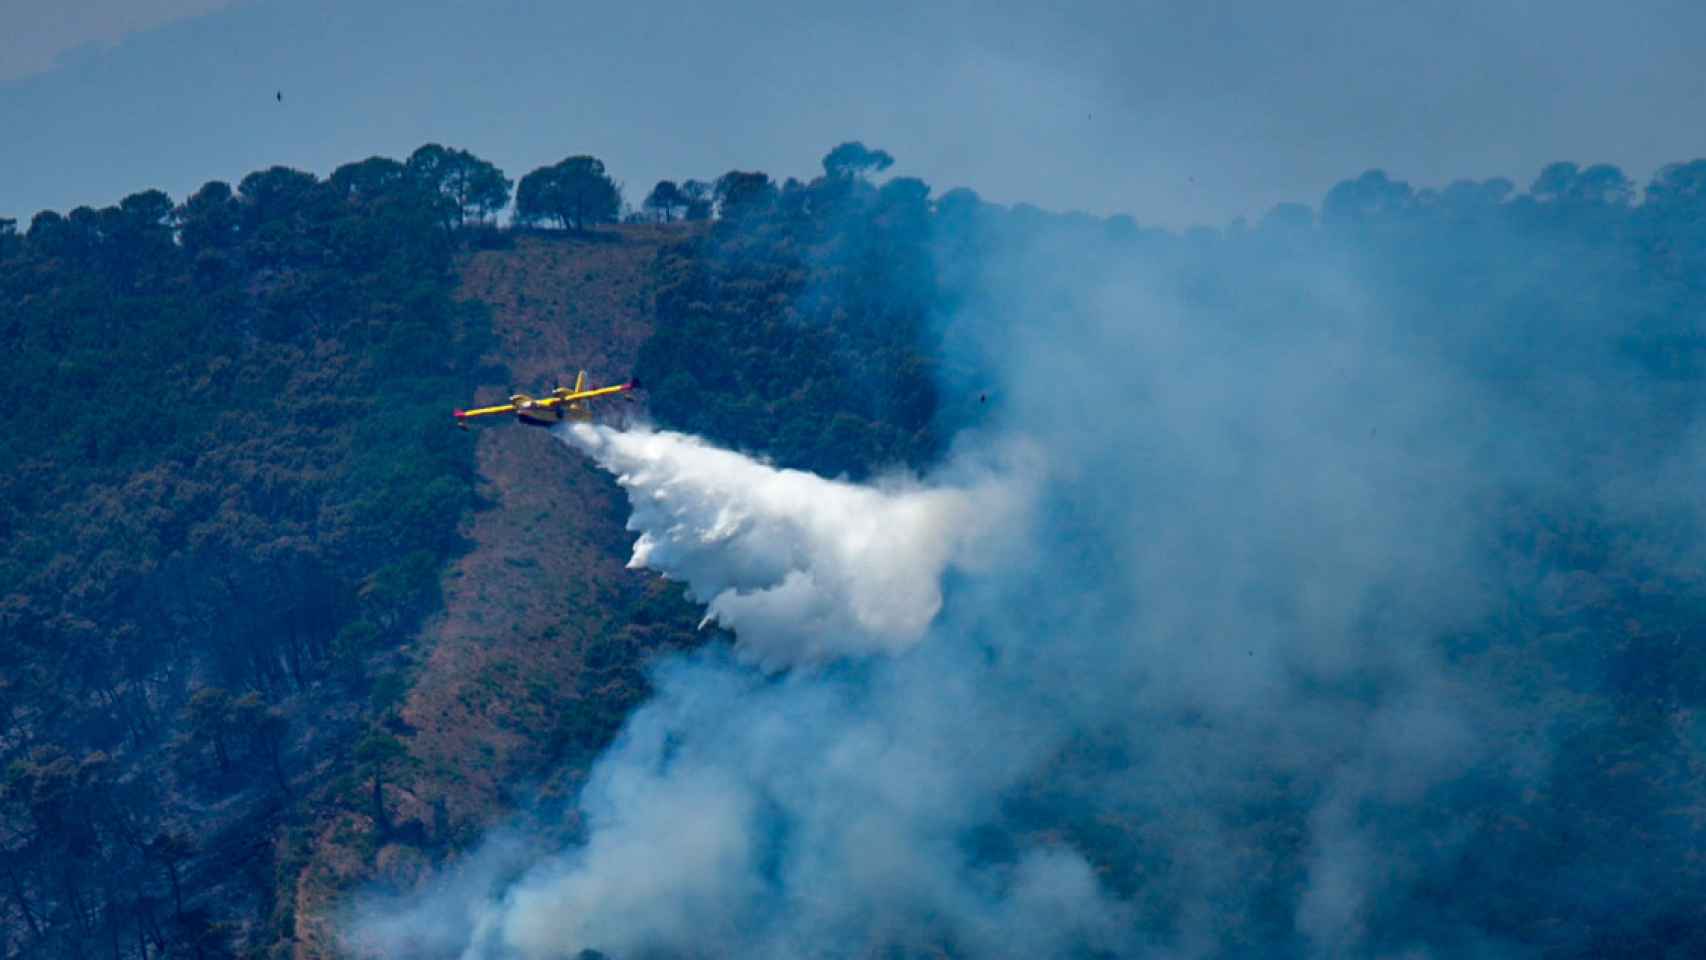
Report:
276,90,283,102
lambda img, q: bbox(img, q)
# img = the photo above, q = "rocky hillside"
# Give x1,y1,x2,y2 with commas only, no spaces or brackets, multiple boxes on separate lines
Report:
287,226,711,957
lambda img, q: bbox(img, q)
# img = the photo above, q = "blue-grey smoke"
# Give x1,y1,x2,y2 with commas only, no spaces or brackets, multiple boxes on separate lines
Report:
349,176,1706,957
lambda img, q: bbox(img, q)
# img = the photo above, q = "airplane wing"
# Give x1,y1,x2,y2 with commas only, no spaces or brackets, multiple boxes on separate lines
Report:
453,401,516,428
458,402,517,418
559,382,635,402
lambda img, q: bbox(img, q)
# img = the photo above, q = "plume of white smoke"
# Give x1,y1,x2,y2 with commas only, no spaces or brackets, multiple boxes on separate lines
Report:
560,423,1035,669
347,189,1700,959
343,421,1129,959
348,643,1134,960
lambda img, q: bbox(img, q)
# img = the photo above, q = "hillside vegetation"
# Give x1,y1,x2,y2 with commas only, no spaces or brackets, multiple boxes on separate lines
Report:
0,142,953,958
1,151,499,957
5,142,1706,958
285,227,711,958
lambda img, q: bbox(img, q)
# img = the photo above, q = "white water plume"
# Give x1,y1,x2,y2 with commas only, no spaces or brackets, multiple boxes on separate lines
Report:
560,423,1034,669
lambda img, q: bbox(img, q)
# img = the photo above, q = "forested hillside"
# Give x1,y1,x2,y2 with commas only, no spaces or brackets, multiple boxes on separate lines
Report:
0,147,508,957
636,148,943,479
6,142,1706,958
0,142,957,958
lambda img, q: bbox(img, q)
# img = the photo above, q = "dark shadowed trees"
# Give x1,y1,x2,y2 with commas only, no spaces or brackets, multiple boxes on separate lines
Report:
822,141,895,180
117,189,174,236
176,181,241,253
1322,169,1415,224
406,144,512,227
680,179,713,221
514,156,621,232
185,689,234,772
713,171,776,220
236,166,319,225
935,186,982,223
145,833,194,922
329,157,407,201
639,148,943,479
1646,160,1706,208
24,210,74,258
876,176,931,227
1639,159,1706,284
353,730,411,835
643,180,684,222
230,693,291,798
1531,161,1635,207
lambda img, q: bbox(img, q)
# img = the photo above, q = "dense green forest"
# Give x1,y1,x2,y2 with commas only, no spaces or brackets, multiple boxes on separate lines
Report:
6,139,1706,958
0,146,507,958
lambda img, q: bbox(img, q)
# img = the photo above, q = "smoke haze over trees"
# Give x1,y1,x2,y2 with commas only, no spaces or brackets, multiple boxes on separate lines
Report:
9,136,1706,959
360,147,1706,959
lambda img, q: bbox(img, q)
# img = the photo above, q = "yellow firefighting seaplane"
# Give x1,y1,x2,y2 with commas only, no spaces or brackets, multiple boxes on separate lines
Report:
452,372,640,430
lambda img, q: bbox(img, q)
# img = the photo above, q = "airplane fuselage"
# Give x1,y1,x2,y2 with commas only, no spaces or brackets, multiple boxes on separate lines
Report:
514,397,588,427
453,373,639,430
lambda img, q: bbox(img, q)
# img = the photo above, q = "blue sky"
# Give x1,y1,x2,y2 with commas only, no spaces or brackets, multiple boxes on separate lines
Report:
4,0,1705,228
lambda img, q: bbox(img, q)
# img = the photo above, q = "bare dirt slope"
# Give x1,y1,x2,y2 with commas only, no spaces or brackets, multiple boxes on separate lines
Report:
290,225,705,958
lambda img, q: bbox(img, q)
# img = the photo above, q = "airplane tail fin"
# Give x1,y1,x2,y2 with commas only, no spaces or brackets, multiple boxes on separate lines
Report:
573,370,587,393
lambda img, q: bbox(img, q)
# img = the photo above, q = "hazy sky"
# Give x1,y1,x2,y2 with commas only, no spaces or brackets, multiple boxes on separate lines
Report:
4,0,1704,228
